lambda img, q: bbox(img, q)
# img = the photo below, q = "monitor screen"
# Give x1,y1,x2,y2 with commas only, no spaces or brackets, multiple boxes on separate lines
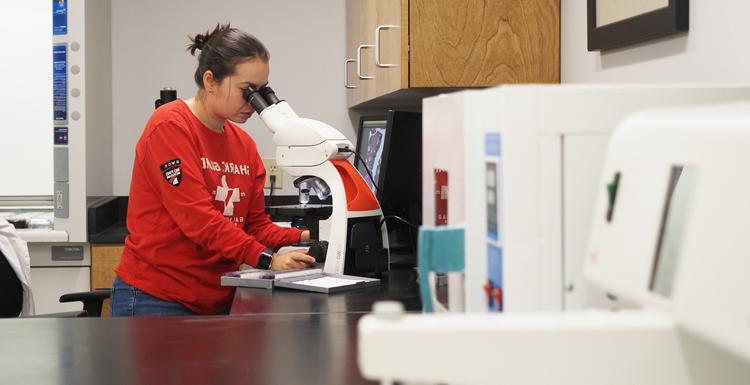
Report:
356,118,388,195
355,111,422,267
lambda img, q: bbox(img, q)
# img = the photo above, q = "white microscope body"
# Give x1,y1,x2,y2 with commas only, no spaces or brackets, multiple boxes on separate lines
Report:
358,102,750,385
246,86,388,275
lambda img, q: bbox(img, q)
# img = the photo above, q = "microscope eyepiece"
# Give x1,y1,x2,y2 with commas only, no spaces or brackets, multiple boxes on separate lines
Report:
244,85,282,114
259,86,280,105
243,86,270,114
242,87,254,103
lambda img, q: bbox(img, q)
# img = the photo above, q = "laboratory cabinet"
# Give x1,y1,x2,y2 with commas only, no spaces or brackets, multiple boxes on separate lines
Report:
27,242,91,314
345,0,560,107
90,244,123,316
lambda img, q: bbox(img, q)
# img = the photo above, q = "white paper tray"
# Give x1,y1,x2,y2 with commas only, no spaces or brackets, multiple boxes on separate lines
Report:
220,268,379,293
275,273,380,294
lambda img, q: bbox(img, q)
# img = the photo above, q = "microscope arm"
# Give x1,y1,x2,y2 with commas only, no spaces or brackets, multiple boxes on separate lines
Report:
244,86,353,167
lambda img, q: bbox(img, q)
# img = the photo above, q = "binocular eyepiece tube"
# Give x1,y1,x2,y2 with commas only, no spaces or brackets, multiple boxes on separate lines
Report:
243,85,281,115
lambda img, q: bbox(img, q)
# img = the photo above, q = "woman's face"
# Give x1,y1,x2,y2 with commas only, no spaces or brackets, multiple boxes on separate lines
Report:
207,58,270,124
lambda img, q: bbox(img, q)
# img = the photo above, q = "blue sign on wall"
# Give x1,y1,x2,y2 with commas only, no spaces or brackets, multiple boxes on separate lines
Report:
53,0,68,35
53,44,67,123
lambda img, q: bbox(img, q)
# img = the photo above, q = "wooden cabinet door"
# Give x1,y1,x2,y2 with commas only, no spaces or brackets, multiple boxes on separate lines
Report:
347,0,404,107
346,0,380,106
372,0,404,97
346,0,363,107
409,0,559,87
357,0,379,104
91,244,124,317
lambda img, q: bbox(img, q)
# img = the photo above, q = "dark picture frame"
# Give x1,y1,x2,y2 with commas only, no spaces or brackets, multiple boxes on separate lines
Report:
587,0,689,51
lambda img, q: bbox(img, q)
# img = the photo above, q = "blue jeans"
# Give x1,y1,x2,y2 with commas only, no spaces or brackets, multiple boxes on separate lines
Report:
110,275,197,317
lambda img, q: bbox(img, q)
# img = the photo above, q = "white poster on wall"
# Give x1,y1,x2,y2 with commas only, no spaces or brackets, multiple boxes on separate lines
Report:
0,3,54,196
596,0,669,27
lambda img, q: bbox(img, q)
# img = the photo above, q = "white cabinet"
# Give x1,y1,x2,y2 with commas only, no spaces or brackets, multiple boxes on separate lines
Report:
28,243,91,314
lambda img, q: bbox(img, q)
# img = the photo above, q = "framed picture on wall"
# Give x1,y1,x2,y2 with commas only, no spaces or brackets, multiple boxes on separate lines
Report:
587,0,689,51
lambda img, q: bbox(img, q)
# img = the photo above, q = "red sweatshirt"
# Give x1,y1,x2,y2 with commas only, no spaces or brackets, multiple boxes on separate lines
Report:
116,100,302,315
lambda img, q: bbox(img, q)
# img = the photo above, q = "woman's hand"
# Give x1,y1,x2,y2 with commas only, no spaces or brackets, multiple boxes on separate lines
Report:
270,250,316,270
300,230,311,242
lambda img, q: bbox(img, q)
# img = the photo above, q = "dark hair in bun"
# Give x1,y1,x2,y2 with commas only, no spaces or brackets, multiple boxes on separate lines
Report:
187,23,269,88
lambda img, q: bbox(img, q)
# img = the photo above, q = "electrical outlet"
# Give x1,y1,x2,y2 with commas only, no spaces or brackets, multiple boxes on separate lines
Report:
263,158,283,189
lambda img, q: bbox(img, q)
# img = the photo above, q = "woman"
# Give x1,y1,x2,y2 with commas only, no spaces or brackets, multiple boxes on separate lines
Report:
111,24,315,316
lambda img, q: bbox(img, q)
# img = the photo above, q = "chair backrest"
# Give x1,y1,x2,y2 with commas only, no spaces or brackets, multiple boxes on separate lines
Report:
0,250,23,317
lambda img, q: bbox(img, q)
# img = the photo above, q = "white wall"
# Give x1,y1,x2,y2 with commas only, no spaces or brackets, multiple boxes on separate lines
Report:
111,0,348,196
0,3,53,196
562,0,750,83
85,0,113,196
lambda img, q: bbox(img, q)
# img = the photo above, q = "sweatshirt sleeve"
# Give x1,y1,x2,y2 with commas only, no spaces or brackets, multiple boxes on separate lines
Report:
138,120,267,267
244,152,303,250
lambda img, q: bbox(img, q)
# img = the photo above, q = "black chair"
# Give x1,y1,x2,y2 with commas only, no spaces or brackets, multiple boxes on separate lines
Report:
0,250,23,317
58,289,111,317
0,250,110,318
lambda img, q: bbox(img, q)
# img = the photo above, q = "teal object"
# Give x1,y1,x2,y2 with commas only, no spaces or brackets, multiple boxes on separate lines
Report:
418,226,465,312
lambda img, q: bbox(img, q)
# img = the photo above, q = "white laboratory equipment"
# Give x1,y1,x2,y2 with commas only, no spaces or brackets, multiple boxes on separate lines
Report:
358,101,750,385
246,85,389,275
421,84,750,313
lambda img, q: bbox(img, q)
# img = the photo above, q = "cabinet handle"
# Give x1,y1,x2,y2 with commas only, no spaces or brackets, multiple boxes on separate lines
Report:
357,44,375,80
345,59,357,89
375,25,400,68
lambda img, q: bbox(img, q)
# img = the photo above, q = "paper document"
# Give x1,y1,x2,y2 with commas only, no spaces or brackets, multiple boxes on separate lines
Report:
292,276,367,289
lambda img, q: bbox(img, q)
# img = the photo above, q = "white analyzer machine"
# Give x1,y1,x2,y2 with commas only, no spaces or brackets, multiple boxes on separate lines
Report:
358,101,750,385
420,84,750,313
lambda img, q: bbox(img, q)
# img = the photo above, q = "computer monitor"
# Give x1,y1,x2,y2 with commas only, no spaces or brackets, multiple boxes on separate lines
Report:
355,117,388,195
355,111,422,265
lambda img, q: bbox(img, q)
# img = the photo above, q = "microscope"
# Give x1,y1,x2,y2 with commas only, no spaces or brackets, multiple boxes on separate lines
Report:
244,86,389,275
